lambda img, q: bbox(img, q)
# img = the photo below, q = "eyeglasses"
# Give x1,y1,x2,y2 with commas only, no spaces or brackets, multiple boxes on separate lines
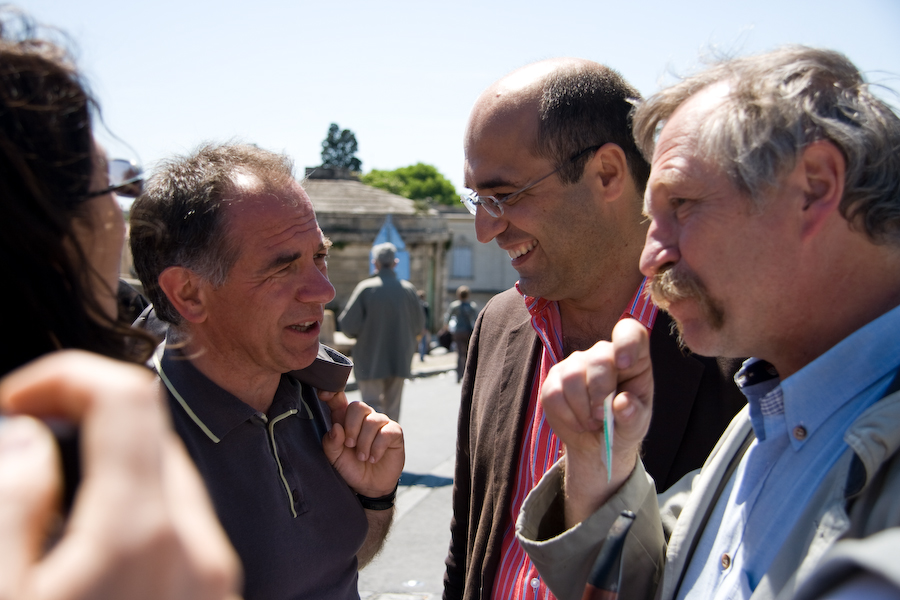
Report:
460,145,603,217
88,158,144,198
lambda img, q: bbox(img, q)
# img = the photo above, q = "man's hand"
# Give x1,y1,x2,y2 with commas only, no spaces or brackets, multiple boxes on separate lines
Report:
540,318,653,527
0,350,242,600
318,391,405,498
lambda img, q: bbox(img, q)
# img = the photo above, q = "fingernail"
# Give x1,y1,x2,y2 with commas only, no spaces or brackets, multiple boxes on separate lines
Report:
357,452,367,462
0,417,41,454
616,352,632,369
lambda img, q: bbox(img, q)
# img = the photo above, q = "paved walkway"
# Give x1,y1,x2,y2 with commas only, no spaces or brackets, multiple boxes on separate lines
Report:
346,347,458,391
339,346,461,599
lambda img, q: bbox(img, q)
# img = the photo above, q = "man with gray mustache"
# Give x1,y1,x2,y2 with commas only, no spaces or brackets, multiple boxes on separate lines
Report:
443,58,746,600
517,47,900,600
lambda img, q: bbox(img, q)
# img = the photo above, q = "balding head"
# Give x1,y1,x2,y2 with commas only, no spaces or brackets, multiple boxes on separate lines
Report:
466,58,649,191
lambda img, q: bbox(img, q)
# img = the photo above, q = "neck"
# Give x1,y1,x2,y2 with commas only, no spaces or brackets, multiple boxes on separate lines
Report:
772,286,900,379
768,238,900,379
175,327,280,413
558,269,645,356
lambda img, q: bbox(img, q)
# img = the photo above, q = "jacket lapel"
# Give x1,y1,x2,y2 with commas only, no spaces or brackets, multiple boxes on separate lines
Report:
643,312,706,488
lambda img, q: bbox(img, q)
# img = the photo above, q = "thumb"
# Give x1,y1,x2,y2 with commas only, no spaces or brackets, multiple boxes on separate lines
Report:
317,390,349,426
0,416,61,597
322,421,346,466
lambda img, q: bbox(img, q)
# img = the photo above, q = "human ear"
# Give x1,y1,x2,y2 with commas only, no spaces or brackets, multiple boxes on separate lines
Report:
798,140,846,239
585,143,629,202
157,266,207,324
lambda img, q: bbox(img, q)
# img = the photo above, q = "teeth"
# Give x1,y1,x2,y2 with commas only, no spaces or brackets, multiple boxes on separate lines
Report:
289,322,316,332
507,241,536,259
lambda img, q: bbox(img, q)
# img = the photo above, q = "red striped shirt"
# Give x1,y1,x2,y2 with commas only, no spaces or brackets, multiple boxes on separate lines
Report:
490,279,658,600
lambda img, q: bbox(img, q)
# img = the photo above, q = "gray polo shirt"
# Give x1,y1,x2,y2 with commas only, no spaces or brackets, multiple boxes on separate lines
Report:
155,344,368,599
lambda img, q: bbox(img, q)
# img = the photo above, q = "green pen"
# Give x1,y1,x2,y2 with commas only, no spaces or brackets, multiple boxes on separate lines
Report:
603,391,614,483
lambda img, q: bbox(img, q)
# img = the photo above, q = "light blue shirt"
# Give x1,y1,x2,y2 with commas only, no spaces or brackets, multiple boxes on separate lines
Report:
679,303,900,600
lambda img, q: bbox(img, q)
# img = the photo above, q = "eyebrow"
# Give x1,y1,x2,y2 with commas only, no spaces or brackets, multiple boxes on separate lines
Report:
263,240,331,273
466,176,517,192
265,252,302,273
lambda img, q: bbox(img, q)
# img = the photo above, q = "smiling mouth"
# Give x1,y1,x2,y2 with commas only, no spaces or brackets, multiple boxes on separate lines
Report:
507,240,536,260
288,321,317,333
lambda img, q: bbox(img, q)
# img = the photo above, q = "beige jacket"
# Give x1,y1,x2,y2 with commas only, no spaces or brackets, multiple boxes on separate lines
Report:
517,391,900,600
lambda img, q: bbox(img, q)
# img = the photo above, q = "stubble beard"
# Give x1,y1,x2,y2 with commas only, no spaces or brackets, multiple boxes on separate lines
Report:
648,266,725,348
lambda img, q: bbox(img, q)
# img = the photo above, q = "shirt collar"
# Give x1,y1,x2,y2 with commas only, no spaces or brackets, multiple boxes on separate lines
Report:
736,358,783,439
737,302,900,449
156,342,311,443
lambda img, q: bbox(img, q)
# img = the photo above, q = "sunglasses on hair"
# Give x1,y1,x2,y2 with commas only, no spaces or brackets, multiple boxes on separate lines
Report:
88,158,144,198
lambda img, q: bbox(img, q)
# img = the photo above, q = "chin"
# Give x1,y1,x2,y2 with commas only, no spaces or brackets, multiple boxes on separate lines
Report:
515,277,555,301
281,342,321,371
675,321,726,357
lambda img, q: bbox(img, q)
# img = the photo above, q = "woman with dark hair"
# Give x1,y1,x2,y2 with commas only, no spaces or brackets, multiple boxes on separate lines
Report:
0,12,149,374
0,10,240,599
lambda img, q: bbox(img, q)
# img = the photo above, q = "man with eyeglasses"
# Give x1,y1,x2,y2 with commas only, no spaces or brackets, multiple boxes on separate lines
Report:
443,58,747,600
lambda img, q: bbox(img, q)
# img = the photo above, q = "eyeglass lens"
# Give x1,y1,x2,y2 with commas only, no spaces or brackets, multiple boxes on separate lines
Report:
107,158,143,197
461,193,501,217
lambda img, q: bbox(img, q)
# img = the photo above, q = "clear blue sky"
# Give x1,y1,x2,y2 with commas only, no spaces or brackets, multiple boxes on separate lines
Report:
20,0,900,197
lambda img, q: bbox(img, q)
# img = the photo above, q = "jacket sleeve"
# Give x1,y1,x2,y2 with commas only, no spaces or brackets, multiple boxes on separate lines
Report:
443,309,481,600
337,284,365,338
790,528,900,600
516,458,667,600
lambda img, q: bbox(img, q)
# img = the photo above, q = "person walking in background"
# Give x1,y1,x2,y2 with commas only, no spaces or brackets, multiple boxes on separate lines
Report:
418,289,431,361
444,286,478,383
339,242,425,422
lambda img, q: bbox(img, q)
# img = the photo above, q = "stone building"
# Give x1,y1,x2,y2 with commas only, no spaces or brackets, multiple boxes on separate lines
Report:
302,167,452,331
438,205,519,318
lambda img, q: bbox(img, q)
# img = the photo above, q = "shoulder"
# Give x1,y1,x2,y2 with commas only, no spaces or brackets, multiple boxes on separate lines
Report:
482,288,527,317
474,288,531,338
349,276,382,295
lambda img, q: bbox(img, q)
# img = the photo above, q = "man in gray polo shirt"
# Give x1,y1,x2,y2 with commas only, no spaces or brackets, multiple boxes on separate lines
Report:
130,143,404,599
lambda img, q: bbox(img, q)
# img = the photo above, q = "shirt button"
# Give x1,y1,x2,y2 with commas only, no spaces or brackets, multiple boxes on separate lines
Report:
530,578,539,589
291,489,300,503
793,426,808,440
721,553,731,570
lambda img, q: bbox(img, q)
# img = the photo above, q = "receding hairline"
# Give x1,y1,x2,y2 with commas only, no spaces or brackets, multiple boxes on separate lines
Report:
469,58,606,125
466,57,638,156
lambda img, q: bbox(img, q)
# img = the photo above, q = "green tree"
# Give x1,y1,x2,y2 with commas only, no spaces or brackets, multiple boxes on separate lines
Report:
320,123,362,171
362,163,458,206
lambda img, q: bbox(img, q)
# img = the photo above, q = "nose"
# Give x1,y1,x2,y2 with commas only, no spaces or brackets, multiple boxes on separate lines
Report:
640,218,681,277
297,265,336,305
474,205,508,244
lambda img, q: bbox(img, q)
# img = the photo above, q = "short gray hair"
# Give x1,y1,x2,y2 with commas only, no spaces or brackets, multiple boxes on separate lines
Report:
633,46,900,245
372,242,397,269
130,143,296,325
